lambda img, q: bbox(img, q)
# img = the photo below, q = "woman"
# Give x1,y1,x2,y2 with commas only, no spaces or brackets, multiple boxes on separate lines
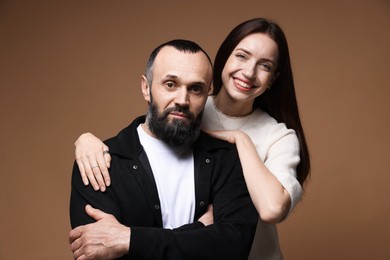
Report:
74,18,310,259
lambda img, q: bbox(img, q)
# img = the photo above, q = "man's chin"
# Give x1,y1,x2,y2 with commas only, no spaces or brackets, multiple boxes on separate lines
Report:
169,116,191,125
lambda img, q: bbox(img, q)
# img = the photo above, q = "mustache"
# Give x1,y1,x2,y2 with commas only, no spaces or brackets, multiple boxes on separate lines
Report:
162,105,194,119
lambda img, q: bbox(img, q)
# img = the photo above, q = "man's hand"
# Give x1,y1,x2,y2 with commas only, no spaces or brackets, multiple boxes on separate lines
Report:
198,204,214,226
69,205,130,260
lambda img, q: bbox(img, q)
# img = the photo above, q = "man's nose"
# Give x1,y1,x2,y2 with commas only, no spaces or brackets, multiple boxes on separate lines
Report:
174,88,190,106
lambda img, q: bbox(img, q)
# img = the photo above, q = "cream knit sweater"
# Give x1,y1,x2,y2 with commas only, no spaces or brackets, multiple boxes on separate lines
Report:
201,96,302,260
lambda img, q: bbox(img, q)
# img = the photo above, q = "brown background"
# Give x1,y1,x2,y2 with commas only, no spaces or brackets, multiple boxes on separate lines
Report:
1,0,389,259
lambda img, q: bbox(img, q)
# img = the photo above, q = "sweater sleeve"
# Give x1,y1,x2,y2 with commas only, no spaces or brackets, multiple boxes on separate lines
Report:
263,125,302,215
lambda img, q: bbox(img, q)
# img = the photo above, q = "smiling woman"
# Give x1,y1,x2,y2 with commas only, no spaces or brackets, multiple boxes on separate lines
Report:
202,18,310,259
218,32,280,116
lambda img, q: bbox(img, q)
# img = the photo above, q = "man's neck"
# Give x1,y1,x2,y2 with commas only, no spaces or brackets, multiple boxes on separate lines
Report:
140,123,156,138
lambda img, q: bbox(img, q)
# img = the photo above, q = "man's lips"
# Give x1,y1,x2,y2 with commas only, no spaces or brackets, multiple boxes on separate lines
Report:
169,111,190,119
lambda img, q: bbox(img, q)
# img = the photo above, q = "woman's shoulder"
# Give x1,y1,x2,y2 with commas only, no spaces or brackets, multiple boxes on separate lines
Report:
247,108,297,140
250,109,286,129
251,108,276,125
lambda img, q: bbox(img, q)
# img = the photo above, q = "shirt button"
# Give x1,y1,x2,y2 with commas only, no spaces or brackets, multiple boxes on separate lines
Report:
205,158,210,164
132,164,138,170
199,201,205,206
154,205,160,210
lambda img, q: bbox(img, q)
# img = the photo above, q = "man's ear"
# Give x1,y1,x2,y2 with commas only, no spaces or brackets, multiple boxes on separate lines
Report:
208,83,214,96
141,75,151,102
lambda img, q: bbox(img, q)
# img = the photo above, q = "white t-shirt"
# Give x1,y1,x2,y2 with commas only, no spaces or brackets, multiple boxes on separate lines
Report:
137,125,195,229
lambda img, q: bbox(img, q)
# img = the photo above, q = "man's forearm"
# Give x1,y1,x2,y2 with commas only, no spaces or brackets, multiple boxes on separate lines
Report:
69,205,131,260
129,221,256,260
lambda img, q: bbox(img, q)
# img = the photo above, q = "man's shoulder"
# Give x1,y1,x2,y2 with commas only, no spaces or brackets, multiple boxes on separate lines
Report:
103,115,145,158
195,131,238,154
195,132,242,183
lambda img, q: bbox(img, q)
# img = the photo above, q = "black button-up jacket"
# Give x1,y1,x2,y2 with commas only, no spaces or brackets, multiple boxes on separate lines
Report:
70,116,258,260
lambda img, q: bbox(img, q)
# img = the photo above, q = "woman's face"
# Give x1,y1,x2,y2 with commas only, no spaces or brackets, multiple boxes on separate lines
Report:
220,33,279,107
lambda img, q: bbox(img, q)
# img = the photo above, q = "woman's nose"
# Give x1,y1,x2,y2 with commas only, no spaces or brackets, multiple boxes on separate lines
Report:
242,64,256,80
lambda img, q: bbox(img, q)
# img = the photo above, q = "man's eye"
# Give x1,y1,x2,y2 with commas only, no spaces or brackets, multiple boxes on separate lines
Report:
190,85,203,93
166,82,175,88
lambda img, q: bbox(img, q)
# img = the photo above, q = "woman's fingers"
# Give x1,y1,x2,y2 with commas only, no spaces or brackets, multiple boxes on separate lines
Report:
103,144,111,168
85,160,100,191
95,152,110,189
75,133,111,192
76,158,89,186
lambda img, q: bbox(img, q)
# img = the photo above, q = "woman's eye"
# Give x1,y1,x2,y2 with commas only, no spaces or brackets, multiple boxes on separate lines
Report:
260,63,272,71
235,53,247,60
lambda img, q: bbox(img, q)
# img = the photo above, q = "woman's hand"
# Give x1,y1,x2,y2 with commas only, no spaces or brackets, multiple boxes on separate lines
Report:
198,204,214,226
203,129,246,144
75,133,111,191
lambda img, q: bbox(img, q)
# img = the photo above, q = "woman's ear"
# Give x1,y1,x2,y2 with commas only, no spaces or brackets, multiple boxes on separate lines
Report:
271,72,280,85
141,75,151,102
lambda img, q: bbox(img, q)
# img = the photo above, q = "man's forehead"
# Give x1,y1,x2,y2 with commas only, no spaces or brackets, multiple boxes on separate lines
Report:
156,46,206,61
153,46,212,81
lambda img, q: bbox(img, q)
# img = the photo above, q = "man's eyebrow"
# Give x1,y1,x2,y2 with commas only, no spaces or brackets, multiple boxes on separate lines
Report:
164,74,178,79
164,74,207,86
191,81,207,87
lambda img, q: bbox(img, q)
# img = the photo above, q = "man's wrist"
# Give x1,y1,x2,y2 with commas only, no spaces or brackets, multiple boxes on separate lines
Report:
118,226,131,255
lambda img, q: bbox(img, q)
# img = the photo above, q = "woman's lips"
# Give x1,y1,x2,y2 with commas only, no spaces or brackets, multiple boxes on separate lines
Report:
234,78,256,90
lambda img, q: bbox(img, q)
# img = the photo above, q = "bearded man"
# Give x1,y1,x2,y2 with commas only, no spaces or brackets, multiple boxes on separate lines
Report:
69,39,257,260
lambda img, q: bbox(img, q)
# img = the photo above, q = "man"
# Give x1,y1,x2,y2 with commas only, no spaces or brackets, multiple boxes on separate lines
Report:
69,39,258,260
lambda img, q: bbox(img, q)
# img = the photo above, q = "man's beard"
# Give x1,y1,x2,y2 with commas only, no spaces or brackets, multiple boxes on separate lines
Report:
146,102,202,147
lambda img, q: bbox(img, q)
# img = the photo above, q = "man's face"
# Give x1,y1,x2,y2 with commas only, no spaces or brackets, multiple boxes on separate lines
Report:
141,46,213,146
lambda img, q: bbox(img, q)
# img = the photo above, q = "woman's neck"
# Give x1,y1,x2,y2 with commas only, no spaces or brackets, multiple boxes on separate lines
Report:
213,90,254,117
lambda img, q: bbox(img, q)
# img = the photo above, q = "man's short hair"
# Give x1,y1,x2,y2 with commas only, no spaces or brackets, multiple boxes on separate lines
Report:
145,39,213,85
